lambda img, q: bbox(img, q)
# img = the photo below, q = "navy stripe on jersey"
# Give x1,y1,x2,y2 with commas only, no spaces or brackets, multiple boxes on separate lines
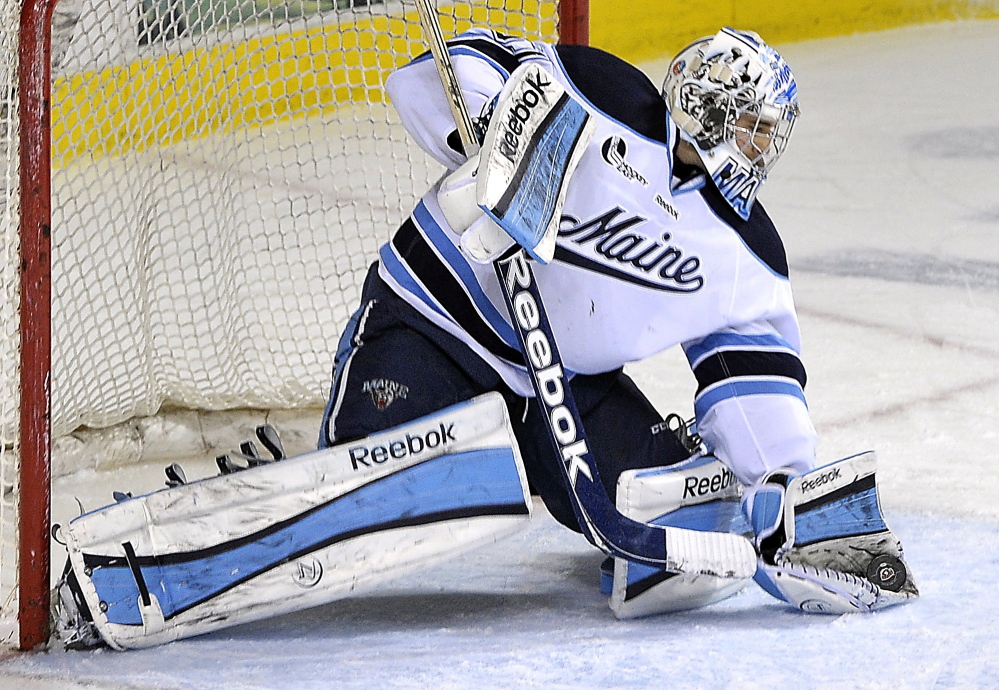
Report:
411,31,541,77
692,350,807,396
699,185,789,278
554,44,669,145
685,332,806,418
685,332,799,367
447,36,526,75
411,44,516,81
387,218,525,367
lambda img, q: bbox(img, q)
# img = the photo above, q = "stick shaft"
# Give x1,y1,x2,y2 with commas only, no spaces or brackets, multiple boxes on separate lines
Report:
413,0,480,156
408,3,756,576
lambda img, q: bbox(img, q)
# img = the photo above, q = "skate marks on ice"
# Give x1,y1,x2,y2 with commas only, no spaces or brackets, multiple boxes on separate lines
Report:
797,250,999,294
0,506,998,689
907,126,999,160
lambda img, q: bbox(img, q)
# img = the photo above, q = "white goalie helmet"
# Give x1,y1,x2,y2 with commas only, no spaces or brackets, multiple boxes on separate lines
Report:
662,27,800,219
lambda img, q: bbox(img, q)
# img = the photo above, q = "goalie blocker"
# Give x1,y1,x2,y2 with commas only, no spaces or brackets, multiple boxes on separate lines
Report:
437,62,595,265
604,450,918,617
53,393,532,650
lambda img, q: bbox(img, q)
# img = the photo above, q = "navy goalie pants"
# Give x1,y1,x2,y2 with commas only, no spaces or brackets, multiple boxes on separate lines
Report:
320,264,689,533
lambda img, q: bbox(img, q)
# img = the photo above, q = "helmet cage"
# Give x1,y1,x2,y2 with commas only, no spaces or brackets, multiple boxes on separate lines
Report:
664,28,800,219
732,101,798,175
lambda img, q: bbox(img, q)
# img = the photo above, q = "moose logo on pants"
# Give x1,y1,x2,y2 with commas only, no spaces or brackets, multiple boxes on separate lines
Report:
362,378,409,411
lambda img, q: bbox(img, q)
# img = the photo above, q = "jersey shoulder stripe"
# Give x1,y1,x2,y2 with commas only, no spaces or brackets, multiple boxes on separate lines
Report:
378,243,448,321
410,44,513,79
553,44,668,144
447,36,532,75
385,214,524,367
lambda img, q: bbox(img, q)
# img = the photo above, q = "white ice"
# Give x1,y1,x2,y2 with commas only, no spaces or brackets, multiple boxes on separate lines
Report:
3,19,999,689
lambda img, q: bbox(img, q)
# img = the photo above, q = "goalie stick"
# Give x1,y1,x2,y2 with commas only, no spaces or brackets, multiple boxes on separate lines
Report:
412,1,756,577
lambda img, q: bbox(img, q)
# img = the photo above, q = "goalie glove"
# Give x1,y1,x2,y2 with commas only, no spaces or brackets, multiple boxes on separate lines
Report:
744,451,918,614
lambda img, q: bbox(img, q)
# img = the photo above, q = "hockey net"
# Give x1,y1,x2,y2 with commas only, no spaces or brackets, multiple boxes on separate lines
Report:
1,0,582,649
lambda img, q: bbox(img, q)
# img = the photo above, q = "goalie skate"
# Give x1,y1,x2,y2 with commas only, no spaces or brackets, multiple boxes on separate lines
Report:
52,558,102,650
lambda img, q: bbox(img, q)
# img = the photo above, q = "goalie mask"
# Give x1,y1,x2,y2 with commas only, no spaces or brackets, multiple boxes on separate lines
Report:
663,28,800,219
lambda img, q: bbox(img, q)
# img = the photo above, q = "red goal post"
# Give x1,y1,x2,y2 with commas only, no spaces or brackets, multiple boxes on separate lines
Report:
9,0,587,652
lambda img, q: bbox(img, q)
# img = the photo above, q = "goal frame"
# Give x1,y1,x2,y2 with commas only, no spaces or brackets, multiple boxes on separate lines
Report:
13,0,588,652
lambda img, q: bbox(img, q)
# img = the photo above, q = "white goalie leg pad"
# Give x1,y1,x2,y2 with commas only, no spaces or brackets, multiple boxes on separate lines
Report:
473,62,596,264
745,451,918,614
608,456,753,619
57,393,531,650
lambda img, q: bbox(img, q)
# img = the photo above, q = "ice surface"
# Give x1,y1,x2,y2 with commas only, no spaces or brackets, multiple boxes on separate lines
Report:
2,18,998,689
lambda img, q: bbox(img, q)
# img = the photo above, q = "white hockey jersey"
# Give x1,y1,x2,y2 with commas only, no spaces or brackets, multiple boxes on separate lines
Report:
379,29,816,486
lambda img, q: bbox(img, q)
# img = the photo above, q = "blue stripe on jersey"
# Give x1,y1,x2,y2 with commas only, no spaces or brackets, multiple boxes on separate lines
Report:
694,378,806,420
409,45,511,80
386,218,525,366
411,202,519,349
684,332,797,369
378,243,449,321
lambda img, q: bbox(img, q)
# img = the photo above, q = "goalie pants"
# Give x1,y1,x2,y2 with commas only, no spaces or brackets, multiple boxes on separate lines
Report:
320,263,689,532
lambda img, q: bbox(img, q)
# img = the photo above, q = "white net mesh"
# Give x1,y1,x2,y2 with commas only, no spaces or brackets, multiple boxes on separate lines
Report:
1,0,559,646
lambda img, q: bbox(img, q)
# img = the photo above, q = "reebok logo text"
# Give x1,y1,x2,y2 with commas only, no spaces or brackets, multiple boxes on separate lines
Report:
683,467,735,499
800,467,842,493
502,252,592,489
498,71,552,164
348,423,456,470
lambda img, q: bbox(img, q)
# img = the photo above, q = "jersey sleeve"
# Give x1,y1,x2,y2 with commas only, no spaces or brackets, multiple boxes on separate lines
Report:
683,326,817,487
384,28,547,171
